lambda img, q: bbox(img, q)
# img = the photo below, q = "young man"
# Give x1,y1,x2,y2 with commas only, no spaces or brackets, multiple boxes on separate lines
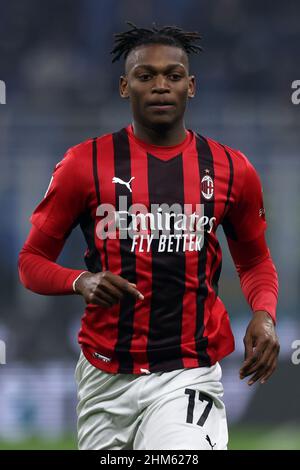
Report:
18,23,279,450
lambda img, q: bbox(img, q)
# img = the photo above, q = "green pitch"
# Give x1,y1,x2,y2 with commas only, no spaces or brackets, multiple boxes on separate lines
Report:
0,426,299,450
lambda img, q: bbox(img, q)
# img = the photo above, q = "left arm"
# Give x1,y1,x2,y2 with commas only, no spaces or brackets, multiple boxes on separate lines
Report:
223,154,279,385
227,234,280,385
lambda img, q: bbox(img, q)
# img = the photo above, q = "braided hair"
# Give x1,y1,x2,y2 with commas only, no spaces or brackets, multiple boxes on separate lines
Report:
111,22,203,64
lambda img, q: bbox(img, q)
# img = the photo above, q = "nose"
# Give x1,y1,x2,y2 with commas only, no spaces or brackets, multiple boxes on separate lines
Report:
152,75,170,93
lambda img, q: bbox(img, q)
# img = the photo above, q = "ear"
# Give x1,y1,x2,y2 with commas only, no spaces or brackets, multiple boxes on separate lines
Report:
119,75,129,99
188,75,196,98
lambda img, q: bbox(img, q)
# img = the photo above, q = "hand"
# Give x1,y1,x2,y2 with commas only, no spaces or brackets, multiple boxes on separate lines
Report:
74,271,144,308
239,310,280,386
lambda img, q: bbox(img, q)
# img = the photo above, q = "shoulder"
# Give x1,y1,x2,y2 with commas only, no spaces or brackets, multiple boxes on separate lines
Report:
201,134,249,168
66,131,114,159
196,133,259,181
55,131,114,173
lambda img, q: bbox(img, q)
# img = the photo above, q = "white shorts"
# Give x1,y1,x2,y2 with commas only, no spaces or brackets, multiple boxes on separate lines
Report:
75,351,228,450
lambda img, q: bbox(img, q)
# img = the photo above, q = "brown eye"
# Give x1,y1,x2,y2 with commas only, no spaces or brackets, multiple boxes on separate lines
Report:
169,74,182,81
139,74,152,81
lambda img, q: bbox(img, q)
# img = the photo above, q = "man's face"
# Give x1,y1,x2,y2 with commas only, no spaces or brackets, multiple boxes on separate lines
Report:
119,44,195,129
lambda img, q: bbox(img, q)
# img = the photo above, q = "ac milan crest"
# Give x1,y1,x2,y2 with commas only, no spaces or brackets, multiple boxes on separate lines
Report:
201,174,214,200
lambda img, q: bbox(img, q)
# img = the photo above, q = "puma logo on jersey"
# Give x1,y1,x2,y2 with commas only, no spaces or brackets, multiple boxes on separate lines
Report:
112,176,135,193
206,434,216,450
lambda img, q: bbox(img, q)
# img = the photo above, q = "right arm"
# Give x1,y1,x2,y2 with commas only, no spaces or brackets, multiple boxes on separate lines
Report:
18,224,86,295
18,146,143,305
18,225,143,305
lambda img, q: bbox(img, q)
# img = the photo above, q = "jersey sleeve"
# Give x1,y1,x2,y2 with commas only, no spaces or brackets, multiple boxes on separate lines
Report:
30,148,87,239
18,225,87,295
222,155,267,242
226,233,278,323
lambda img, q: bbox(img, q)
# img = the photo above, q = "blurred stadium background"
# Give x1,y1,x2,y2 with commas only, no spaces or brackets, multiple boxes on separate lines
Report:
0,0,299,450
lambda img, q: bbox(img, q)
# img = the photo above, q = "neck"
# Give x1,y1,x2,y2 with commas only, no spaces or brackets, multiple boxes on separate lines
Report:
132,119,187,146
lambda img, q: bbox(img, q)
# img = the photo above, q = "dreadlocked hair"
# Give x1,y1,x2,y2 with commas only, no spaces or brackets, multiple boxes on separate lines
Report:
110,22,203,63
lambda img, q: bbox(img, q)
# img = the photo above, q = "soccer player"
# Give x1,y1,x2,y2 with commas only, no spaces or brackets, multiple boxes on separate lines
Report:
18,23,279,450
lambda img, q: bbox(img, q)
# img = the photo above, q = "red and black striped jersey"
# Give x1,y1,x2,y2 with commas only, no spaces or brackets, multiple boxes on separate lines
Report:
30,124,267,374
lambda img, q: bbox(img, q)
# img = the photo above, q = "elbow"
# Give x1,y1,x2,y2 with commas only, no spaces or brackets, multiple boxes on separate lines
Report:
18,248,31,291
236,251,273,276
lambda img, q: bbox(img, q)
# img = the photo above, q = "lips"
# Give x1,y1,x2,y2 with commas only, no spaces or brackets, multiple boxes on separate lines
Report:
148,101,175,107
147,101,176,112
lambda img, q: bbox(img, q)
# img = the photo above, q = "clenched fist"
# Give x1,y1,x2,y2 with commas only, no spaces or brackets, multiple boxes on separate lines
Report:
74,271,144,308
